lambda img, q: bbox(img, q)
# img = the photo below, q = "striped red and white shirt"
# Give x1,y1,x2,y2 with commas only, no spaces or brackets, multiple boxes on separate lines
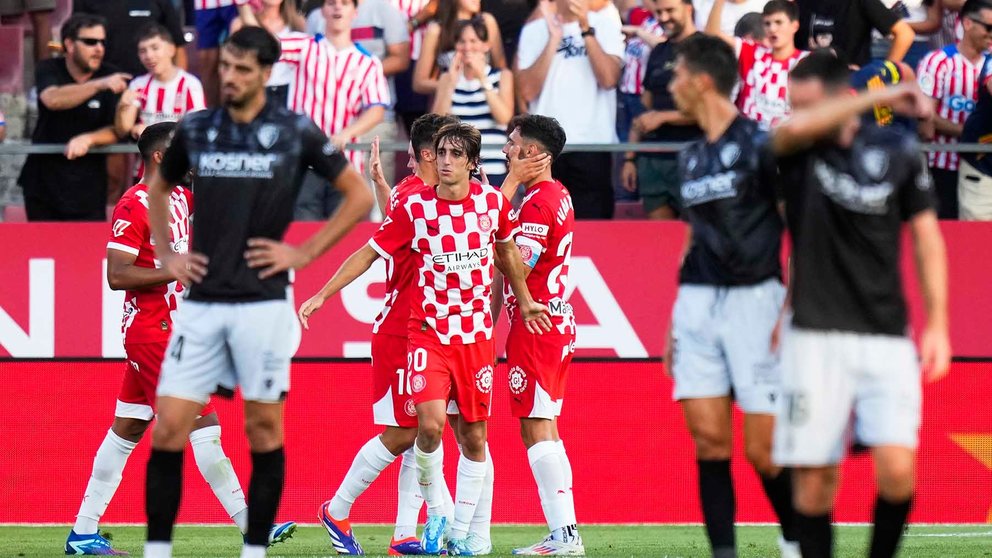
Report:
280,37,390,174
128,70,206,126
735,39,808,130
392,0,431,59
620,17,663,95
194,0,248,10
917,44,990,170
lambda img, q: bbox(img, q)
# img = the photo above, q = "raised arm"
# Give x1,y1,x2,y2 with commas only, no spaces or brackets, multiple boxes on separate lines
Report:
516,8,564,103
704,0,736,47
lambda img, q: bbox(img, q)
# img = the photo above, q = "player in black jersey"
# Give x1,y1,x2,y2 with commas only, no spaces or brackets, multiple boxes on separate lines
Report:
665,35,799,558
769,51,950,558
142,28,373,558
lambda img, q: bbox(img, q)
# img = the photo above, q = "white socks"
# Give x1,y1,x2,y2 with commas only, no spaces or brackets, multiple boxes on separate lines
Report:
394,447,425,540
528,441,577,533
329,436,398,520
450,452,489,540
415,443,448,515
240,544,266,558
469,444,494,541
188,425,248,533
144,541,172,558
74,429,137,534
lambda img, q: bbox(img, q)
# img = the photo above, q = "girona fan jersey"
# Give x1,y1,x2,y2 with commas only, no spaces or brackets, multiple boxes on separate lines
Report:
107,183,192,344
128,70,206,127
735,39,808,130
194,0,248,10
372,174,429,336
369,181,517,345
505,180,576,334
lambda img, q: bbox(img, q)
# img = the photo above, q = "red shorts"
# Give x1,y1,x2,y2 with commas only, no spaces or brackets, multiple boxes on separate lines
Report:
372,333,418,428
117,341,215,420
408,330,496,423
506,324,575,419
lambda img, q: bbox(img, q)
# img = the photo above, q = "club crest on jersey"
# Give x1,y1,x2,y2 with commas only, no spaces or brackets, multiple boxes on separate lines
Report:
719,142,741,169
508,366,528,395
257,124,279,149
686,154,699,173
411,374,426,393
206,128,219,143
476,365,493,394
112,219,131,237
478,214,493,232
861,148,889,181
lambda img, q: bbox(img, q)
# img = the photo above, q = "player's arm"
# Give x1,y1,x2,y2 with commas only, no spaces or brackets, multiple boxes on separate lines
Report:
495,240,550,333
106,248,174,290
369,136,393,216
499,145,551,201
703,0,736,47
298,244,381,329
490,271,505,327
910,209,950,381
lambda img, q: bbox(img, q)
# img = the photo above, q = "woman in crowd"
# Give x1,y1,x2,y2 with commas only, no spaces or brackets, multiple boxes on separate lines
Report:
231,0,308,107
413,0,506,94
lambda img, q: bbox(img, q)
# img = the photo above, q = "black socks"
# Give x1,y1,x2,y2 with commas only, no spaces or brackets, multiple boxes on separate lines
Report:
245,447,286,546
698,459,736,556
869,495,912,558
146,449,184,543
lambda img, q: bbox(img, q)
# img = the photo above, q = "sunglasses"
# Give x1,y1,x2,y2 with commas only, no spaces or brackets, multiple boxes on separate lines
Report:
75,37,106,46
968,17,992,34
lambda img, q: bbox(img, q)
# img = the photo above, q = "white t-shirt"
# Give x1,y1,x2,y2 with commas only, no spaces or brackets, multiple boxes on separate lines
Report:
517,5,625,144
694,0,769,37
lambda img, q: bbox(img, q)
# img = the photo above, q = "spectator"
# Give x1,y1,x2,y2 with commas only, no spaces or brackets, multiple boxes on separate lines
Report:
959,58,992,220
621,0,701,219
73,0,188,76
18,14,129,221
795,0,917,66
917,0,992,218
233,0,308,108
482,0,532,65
194,0,254,106
733,11,766,42
871,1,944,70
0,0,54,64
694,0,767,36
706,0,808,130
413,0,506,94
618,0,664,168
382,0,435,135
934,0,963,48
115,24,206,141
433,17,514,185
517,0,624,219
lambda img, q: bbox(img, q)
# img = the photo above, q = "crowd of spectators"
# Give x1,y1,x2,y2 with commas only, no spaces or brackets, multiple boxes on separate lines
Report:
2,0,991,221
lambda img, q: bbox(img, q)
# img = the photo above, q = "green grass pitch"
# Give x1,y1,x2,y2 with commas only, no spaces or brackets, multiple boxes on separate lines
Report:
7,524,992,557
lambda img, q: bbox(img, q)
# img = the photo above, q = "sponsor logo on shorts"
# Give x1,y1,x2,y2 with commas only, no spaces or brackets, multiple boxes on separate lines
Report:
404,399,417,417
508,366,528,395
412,374,426,393
478,214,493,232
476,365,493,394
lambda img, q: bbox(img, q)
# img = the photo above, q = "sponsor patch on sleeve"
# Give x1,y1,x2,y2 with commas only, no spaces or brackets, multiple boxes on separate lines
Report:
521,222,549,237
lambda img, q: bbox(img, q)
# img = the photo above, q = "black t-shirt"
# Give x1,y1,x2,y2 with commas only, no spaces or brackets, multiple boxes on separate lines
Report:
641,33,703,151
962,59,992,176
74,0,187,77
159,100,350,302
779,125,935,336
18,58,120,214
795,0,898,67
678,117,783,286
482,0,530,66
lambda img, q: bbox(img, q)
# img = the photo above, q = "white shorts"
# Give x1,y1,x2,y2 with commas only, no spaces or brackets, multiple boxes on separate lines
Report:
670,278,785,414
158,299,301,404
773,327,921,467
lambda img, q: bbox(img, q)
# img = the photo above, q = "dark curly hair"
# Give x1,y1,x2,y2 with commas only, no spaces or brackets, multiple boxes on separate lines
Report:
434,122,483,169
508,114,567,161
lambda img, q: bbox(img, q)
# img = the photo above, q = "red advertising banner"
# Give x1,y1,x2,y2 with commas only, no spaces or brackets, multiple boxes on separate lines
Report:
1,222,991,359
2,360,990,524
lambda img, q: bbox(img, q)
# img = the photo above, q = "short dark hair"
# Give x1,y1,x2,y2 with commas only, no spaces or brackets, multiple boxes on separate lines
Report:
675,34,738,97
434,122,483,168
455,15,489,43
508,114,567,161
137,23,175,46
224,27,281,68
962,0,992,17
790,49,851,90
137,121,178,163
734,12,765,40
410,113,460,161
763,0,799,21
61,13,107,45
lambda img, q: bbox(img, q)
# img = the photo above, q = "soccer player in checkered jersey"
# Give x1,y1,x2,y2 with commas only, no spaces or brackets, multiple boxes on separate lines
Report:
665,35,800,558
142,28,372,558
704,0,808,130
916,0,992,218
770,51,949,558
65,122,296,556
295,113,458,556
301,122,551,555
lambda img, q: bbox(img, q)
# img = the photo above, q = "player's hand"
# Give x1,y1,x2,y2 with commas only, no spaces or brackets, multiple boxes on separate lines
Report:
100,72,133,94
245,238,311,279
505,145,551,186
161,250,209,285
65,133,95,160
297,294,326,330
890,82,933,121
520,299,553,334
621,158,638,192
920,323,951,382
369,135,387,186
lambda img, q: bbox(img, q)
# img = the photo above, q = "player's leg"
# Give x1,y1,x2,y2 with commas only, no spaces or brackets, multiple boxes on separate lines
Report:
682,397,736,558
188,410,249,536
448,408,493,553
792,466,840,558
868,446,915,558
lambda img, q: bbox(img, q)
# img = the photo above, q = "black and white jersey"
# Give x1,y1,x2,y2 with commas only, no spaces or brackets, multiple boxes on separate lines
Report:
159,100,349,302
779,124,936,336
678,116,783,286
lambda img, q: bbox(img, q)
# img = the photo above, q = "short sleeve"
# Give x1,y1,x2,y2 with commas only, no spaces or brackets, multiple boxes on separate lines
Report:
516,21,548,71
301,118,349,182
369,204,415,259
642,45,663,92
158,121,191,184
514,200,553,267
495,193,518,243
187,77,207,112
107,197,149,257
35,60,63,96
736,39,757,71
361,57,390,108
860,0,900,35
279,35,316,65
916,53,945,99
900,150,937,220
592,6,626,59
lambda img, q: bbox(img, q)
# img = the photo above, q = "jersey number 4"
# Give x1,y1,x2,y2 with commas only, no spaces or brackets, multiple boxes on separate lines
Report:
170,335,185,362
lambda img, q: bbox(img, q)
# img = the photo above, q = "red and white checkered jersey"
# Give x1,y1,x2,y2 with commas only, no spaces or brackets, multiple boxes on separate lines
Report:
917,45,989,170
372,174,429,337
280,37,390,174
194,0,248,10
620,18,663,95
107,183,192,345
128,70,206,126
369,181,518,345
735,39,808,130
392,0,431,59
504,180,576,334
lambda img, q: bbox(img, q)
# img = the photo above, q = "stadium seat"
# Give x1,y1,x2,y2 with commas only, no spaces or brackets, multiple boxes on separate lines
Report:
0,25,24,94
2,204,27,222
